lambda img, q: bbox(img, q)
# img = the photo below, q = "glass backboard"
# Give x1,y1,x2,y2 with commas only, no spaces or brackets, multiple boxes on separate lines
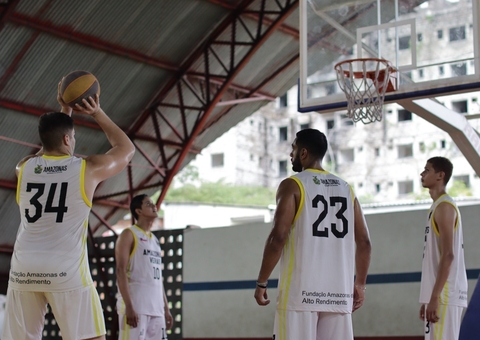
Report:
298,0,480,112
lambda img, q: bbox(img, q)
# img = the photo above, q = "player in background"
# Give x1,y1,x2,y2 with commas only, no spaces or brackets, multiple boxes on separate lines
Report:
2,86,135,340
419,157,468,340
115,194,173,340
254,128,372,340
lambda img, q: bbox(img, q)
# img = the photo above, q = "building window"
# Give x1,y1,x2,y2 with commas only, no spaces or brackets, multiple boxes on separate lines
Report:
437,29,443,39
375,184,381,193
211,153,224,168
397,144,413,158
339,148,354,164
439,66,444,75
398,109,412,121
419,142,426,153
440,140,446,149
325,83,336,95
300,123,310,130
454,175,470,188
340,114,354,126
399,36,410,50
417,33,423,42
279,160,288,177
279,93,288,107
449,26,466,42
327,120,335,130
400,71,412,85
451,62,467,76
374,147,380,157
398,180,414,195
279,127,288,142
452,100,468,113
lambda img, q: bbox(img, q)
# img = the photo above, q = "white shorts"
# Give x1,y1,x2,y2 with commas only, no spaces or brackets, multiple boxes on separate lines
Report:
423,304,464,340
2,285,106,340
273,309,353,340
118,314,168,340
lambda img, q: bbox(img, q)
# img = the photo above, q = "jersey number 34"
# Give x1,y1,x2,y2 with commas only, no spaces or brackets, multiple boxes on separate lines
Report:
25,182,68,223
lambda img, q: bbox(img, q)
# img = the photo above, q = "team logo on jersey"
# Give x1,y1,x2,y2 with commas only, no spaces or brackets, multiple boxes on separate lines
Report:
42,165,68,174
34,165,43,174
140,237,148,242
313,176,340,186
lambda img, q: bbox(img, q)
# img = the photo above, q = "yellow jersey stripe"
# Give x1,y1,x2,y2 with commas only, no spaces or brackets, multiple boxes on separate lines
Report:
79,220,89,287
16,162,26,204
42,154,70,160
289,177,304,224
90,284,104,336
80,159,92,207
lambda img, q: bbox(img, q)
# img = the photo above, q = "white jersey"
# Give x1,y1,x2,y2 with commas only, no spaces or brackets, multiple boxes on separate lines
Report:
419,194,468,307
10,155,93,292
277,169,356,313
116,225,165,317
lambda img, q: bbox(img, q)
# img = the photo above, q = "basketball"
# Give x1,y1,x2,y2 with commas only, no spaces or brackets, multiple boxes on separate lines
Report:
60,70,100,108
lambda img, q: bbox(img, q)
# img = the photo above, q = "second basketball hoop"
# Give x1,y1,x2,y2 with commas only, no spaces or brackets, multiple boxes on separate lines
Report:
334,58,397,124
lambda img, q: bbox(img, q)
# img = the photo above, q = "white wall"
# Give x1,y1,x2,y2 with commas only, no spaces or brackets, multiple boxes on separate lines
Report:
181,201,480,338
163,202,272,229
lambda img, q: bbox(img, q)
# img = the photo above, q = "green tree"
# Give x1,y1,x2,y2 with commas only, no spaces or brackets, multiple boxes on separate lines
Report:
174,165,200,186
413,180,472,200
448,180,472,198
164,179,276,206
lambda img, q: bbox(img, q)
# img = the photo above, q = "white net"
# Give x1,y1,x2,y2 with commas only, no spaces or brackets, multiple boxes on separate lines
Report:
335,58,396,124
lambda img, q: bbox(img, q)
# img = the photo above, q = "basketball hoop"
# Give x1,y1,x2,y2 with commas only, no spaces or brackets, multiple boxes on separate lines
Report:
334,58,397,124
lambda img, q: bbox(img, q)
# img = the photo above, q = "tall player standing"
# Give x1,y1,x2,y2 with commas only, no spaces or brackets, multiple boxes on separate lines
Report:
2,86,135,340
419,157,468,340
254,128,372,340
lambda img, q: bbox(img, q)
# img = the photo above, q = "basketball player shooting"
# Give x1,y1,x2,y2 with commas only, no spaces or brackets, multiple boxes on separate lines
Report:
2,82,135,340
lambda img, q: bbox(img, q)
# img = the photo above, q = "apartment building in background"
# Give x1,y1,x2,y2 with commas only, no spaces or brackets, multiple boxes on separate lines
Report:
187,0,480,203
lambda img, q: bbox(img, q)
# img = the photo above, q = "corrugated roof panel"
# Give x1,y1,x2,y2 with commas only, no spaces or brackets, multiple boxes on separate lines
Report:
1,33,172,128
235,30,298,87
15,0,230,66
0,23,36,71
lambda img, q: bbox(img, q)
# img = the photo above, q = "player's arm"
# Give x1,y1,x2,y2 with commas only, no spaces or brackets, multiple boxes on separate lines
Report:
254,178,299,306
353,197,372,312
162,283,173,330
425,202,456,323
74,95,135,199
115,229,138,327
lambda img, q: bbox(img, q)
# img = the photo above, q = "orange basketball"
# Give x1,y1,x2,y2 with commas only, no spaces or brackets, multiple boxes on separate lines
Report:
60,70,100,108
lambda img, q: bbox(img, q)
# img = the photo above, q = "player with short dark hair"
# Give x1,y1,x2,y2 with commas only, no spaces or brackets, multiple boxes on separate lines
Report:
254,128,372,340
2,86,135,340
419,156,467,340
115,194,173,339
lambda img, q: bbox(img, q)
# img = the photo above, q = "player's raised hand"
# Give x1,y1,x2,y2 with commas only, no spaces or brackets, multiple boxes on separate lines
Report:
74,94,101,117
